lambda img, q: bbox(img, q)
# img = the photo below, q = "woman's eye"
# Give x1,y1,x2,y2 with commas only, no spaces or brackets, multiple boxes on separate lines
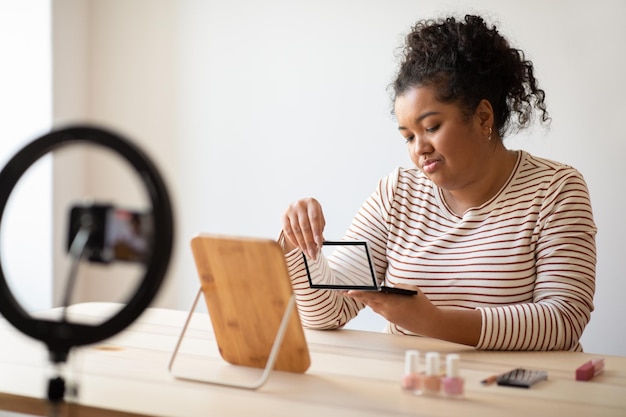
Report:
405,136,414,144
425,125,440,133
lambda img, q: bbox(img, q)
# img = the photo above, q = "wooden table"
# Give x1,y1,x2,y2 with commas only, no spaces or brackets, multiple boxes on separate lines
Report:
0,302,624,416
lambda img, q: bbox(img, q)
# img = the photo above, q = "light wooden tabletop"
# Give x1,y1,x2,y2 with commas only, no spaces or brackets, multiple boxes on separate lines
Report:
0,302,624,417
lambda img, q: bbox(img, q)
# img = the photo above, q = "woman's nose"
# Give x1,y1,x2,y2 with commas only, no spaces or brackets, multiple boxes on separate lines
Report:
412,134,431,156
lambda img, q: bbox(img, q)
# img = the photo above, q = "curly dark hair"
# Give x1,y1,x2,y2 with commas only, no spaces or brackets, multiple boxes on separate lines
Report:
392,15,550,136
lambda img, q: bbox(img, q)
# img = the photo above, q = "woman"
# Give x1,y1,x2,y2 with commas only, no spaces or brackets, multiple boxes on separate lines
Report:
280,15,596,351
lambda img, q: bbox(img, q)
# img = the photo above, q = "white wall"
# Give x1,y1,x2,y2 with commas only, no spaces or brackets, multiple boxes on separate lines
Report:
52,0,626,356
0,1,52,312
52,0,181,307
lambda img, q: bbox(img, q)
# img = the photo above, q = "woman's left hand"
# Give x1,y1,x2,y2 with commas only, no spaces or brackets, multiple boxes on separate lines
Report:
345,285,482,346
345,285,439,335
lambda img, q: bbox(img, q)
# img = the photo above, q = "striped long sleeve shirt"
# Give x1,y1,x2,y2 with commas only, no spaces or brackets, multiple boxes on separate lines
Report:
285,151,597,351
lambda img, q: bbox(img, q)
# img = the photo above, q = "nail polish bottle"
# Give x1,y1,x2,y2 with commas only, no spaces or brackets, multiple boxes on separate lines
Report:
442,353,464,398
401,350,421,392
422,351,442,395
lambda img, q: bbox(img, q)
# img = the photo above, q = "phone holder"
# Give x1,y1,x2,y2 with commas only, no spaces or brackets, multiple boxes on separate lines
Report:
0,125,174,402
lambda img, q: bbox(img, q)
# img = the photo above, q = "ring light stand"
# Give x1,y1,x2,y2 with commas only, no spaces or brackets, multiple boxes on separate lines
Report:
0,125,174,407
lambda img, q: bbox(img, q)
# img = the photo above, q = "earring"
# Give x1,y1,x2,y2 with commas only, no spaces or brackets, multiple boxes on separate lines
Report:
488,127,493,141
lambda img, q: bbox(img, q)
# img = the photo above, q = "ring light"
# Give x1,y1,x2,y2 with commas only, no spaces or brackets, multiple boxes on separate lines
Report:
0,125,174,365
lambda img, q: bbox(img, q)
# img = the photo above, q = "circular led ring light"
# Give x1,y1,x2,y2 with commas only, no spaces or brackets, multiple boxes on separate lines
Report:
0,125,174,363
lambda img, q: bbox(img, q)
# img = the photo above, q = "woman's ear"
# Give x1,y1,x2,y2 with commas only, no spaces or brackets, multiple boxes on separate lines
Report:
475,99,495,137
476,99,494,126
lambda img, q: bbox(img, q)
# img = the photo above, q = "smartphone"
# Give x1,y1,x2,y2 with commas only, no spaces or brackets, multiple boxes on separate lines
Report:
303,241,417,296
67,204,153,264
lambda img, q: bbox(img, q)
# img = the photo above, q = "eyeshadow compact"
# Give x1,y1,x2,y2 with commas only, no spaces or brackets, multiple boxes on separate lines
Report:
496,368,548,388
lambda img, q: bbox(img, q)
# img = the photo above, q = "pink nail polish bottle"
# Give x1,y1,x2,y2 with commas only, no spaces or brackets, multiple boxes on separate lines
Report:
442,353,464,398
401,350,421,392
422,352,442,395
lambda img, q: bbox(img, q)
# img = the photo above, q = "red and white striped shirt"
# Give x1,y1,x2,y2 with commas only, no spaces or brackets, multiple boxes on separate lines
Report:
285,151,597,351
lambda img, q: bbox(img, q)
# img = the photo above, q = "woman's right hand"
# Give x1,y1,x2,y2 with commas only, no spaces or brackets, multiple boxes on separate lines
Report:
281,198,325,259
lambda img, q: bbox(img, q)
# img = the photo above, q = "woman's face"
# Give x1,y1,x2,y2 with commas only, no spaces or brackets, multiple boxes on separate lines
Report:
394,86,490,192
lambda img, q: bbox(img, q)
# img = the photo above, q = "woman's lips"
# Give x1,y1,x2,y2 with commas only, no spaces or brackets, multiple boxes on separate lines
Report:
422,159,440,174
